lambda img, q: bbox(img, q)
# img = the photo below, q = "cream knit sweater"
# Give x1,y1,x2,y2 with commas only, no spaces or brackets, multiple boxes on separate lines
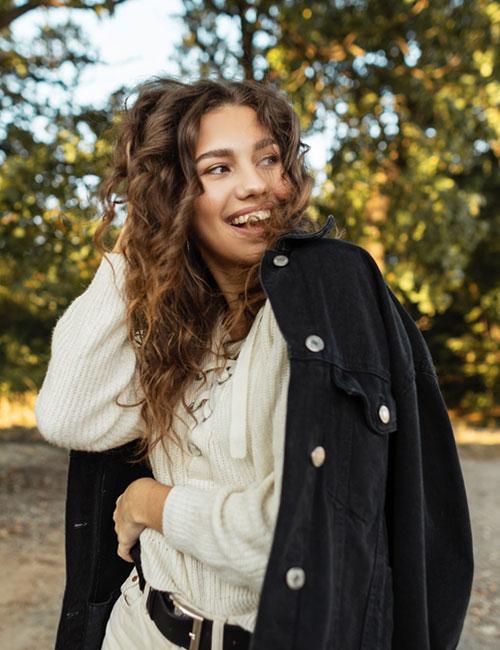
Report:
35,252,290,637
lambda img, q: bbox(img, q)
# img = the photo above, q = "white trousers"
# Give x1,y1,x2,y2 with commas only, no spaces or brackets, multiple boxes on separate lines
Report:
101,567,182,649
101,567,229,650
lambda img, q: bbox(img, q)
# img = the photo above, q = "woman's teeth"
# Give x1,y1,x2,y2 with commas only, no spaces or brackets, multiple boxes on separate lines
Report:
229,209,271,227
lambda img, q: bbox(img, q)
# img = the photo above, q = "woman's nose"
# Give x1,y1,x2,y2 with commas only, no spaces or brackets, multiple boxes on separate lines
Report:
235,164,268,197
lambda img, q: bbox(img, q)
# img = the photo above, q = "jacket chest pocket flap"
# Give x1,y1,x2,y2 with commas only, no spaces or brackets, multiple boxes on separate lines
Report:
331,364,398,435
329,364,397,522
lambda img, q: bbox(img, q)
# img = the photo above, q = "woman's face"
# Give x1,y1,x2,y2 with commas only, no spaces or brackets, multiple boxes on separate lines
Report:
192,104,291,272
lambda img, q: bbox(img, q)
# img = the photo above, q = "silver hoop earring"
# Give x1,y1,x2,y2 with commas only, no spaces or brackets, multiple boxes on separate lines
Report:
186,239,191,253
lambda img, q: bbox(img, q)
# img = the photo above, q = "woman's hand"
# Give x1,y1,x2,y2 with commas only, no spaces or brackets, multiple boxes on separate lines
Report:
113,489,145,563
113,477,172,562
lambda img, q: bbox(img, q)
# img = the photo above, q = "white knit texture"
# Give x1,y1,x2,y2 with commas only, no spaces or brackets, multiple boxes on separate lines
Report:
35,252,290,635
35,253,145,451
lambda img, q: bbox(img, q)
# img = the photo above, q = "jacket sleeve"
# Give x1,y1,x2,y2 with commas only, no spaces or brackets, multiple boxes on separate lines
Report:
356,247,473,649
34,252,146,452
384,286,474,649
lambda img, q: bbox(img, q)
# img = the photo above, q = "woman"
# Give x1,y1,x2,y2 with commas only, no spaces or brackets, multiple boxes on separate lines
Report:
35,77,473,650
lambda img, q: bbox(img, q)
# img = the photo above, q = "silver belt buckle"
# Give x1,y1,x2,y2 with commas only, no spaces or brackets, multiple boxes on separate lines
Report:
170,596,204,650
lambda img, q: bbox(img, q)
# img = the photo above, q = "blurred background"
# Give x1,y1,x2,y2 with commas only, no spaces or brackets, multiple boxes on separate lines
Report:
0,1,498,648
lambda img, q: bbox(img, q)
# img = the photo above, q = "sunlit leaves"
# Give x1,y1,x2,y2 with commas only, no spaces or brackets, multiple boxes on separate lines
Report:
176,0,499,421
0,1,126,394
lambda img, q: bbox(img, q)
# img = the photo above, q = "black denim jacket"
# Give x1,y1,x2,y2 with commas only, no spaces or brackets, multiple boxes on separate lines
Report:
54,216,473,650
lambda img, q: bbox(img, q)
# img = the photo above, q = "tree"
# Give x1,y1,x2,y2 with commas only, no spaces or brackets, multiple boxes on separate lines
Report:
175,0,499,421
0,0,128,393
174,0,278,80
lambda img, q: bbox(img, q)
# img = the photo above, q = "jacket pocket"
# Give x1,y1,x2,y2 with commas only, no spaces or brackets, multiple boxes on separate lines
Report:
330,364,396,522
380,564,394,648
331,364,397,435
82,588,121,650
360,562,394,650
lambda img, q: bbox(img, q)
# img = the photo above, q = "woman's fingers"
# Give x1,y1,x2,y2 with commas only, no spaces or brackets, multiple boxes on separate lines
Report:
117,542,134,563
112,482,147,562
114,498,140,562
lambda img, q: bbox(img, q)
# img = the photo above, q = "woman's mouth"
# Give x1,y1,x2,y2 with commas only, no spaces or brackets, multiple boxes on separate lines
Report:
226,209,270,236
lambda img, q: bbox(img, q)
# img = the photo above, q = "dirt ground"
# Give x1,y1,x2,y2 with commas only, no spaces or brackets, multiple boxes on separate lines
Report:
0,436,499,650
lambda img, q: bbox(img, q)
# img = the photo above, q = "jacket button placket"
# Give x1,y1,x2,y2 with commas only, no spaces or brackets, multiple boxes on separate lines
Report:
378,404,391,424
273,254,289,267
310,445,326,467
286,567,306,590
305,334,324,352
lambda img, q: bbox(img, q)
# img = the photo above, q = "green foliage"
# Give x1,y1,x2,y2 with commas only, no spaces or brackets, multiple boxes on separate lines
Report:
0,1,125,394
1,0,498,423
177,0,499,422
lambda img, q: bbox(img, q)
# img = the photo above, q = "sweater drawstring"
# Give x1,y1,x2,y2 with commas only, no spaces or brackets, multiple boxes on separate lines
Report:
228,301,267,460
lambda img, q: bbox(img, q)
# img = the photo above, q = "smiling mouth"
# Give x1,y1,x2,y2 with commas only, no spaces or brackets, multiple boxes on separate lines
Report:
226,209,271,230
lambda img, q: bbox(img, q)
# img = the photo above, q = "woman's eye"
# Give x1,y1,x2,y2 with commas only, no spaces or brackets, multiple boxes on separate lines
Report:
205,154,280,176
207,164,229,175
262,154,280,165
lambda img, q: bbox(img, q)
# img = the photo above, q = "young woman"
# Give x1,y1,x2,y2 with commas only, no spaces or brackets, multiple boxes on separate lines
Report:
35,77,473,650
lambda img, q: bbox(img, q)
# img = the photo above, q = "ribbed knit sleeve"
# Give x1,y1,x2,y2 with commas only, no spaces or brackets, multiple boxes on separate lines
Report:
161,473,279,593
35,252,146,452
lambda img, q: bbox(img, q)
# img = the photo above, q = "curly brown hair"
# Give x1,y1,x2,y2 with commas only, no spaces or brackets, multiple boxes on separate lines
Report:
94,76,325,465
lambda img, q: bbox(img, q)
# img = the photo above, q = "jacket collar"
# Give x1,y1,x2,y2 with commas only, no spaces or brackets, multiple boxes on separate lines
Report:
275,214,336,252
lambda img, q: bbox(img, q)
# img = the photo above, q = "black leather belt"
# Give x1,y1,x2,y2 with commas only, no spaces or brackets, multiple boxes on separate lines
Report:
130,542,252,650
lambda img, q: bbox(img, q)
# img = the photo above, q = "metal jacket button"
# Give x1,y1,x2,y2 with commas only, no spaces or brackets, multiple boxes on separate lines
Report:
305,334,324,352
286,567,306,590
310,446,326,467
378,404,390,424
273,254,289,267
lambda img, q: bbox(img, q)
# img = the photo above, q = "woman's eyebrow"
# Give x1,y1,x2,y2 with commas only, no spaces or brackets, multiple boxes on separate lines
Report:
195,137,278,164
